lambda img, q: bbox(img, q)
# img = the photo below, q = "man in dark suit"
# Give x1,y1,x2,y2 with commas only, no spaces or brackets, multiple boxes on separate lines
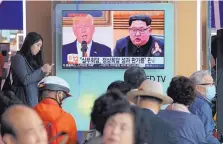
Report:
62,14,111,64
114,15,164,57
127,80,180,144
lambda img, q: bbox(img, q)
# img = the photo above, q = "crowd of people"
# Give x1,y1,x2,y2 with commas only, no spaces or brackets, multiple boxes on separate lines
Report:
0,31,220,144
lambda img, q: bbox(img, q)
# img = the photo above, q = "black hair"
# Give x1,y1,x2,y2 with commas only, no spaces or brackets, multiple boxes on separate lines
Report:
129,15,152,26
167,76,196,106
91,90,132,134
107,80,131,95
91,90,150,144
1,118,15,137
19,32,43,70
124,67,147,89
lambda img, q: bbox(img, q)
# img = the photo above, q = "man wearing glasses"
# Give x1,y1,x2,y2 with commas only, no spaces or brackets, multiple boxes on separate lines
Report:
189,70,220,144
114,14,164,57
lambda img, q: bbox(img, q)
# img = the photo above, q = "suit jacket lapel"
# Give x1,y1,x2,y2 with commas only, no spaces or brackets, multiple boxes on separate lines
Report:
73,40,78,53
90,41,98,56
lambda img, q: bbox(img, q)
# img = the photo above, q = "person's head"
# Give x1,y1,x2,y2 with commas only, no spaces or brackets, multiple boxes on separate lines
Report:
127,80,173,114
128,15,152,47
190,70,215,100
73,14,95,44
103,105,136,144
1,105,48,144
107,80,131,95
124,66,147,89
167,76,196,106
91,90,135,144
91,91,135,141
38,76,71,106
19,32,43,69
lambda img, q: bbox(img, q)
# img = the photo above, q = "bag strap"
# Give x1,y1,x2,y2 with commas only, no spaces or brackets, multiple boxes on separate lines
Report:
2,68,12,90
19,53,35,71
6,68,11,84
47,113,67,144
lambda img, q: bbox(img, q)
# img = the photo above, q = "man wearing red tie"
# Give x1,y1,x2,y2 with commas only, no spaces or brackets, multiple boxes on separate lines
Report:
62,14,111,64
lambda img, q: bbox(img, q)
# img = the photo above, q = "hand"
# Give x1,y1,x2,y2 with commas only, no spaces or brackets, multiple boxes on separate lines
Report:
41,64,54,74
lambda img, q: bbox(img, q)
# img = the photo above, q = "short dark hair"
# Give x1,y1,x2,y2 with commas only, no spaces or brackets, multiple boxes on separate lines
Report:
107,80,131,95
129,15,152,26
1,118,15,137
167,76,196,106
124,67,147,89
91,90,131,134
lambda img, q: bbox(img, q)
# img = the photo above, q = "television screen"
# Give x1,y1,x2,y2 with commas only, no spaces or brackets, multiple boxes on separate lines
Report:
62,10,164,69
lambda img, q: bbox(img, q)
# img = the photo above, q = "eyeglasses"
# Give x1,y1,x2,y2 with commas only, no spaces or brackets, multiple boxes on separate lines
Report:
129,27,149,34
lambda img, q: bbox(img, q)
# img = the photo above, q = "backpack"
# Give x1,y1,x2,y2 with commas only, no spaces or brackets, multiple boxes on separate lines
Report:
45,116,68,144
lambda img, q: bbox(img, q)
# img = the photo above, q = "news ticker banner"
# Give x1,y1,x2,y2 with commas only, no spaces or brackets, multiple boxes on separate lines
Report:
55,3,174,131
65,55,164,69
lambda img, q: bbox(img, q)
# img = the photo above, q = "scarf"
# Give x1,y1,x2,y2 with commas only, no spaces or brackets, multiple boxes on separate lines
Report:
166,103,190,113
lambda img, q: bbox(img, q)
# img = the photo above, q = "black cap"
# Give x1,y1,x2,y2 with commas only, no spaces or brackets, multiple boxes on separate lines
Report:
129,15,152,26
124,67,147,89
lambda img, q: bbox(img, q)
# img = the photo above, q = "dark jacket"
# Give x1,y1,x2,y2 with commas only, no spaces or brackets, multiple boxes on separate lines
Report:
159,110,207,144
11,53,45,106
62,40,111,64
189,95,220,144
113,36,164,57
138,108,180,144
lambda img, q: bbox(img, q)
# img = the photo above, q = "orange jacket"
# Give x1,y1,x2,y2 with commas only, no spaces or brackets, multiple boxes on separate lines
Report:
34,98,77,144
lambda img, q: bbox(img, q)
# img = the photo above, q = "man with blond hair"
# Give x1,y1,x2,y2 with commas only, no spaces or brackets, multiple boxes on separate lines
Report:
62,14,111,64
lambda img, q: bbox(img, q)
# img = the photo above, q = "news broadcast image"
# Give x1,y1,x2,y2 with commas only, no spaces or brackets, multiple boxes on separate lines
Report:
62,10,164,69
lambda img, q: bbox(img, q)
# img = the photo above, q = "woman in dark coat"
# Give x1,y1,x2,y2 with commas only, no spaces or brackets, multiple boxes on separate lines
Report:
158,76,207,144
10,32,53,107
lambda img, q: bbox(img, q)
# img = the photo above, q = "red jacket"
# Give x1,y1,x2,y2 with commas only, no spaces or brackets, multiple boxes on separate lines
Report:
34,98,77,144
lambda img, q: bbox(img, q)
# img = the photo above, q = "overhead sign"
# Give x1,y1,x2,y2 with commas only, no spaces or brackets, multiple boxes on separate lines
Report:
0,1,23,29
211,1,223,28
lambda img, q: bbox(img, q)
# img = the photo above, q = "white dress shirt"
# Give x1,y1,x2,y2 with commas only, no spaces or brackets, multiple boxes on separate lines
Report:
77,41,92,57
